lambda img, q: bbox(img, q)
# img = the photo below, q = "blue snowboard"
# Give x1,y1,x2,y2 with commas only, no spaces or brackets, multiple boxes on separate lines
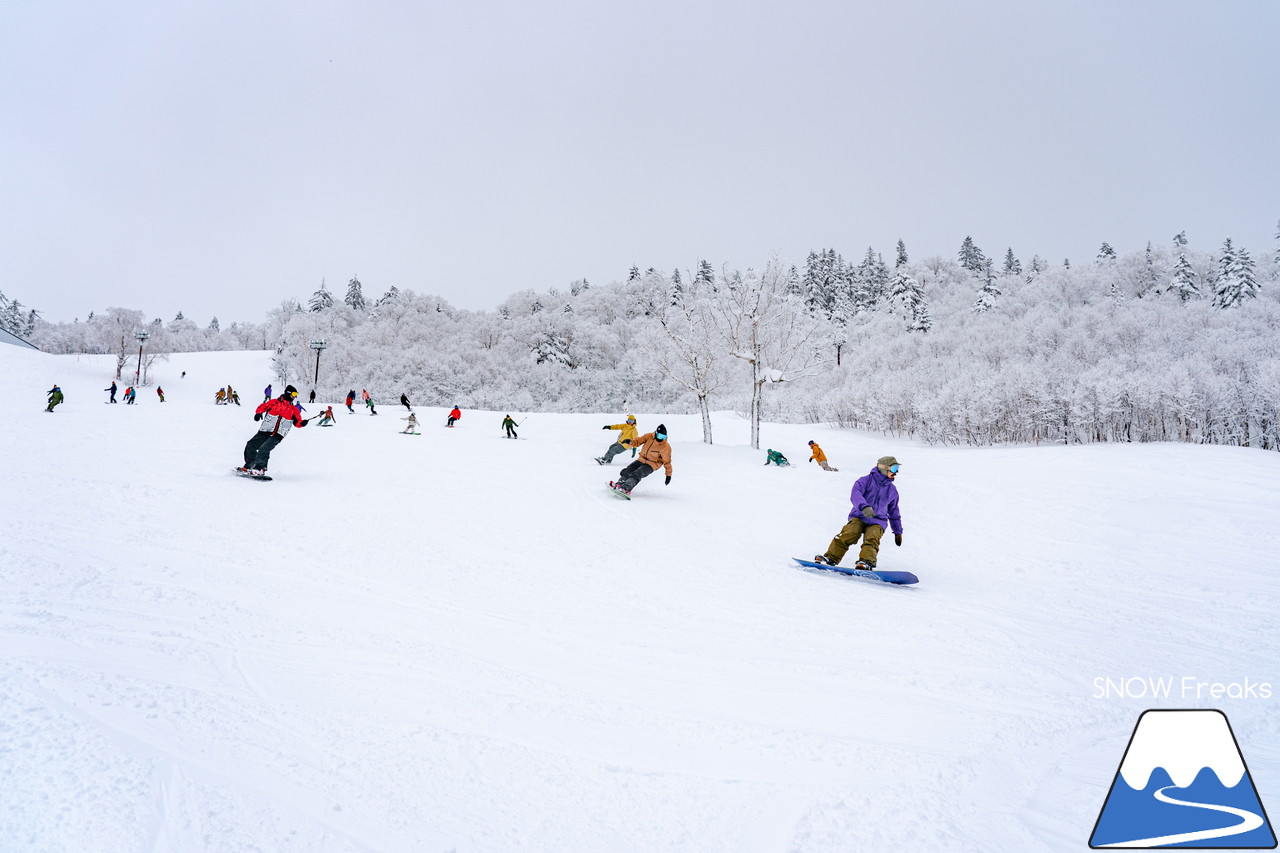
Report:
792,557,918,585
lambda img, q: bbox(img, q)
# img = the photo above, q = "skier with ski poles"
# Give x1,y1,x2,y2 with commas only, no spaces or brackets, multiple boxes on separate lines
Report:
502,414,518,439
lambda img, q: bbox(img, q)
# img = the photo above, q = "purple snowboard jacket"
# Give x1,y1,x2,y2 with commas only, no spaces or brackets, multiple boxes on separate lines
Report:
847,467,903,535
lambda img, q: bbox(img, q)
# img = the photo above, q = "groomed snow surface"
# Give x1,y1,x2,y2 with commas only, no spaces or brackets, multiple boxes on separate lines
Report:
3,348,1279,853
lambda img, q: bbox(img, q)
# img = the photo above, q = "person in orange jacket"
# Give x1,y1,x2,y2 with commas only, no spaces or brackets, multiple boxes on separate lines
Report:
808,440,838,472
447,406,462,427
610,423,673,495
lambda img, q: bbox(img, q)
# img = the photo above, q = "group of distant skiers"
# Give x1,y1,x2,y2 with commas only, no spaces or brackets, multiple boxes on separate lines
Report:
50,370,906,572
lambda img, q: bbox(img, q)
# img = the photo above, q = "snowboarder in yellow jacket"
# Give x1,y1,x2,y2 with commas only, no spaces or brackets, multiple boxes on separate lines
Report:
595,415,639,464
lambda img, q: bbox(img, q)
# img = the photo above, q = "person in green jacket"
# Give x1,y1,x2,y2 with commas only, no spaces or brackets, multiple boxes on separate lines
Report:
45,385,64,412
596,415,638,464
502,415,518,439
764,448,789,466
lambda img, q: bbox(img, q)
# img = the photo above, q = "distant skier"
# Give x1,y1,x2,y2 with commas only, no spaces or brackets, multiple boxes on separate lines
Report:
813,456,903,571
239,385,309,476
124,386,136,405
400,393,412,411
345,390,356,413
156,387,165,402
401,412,420,434
363,390,378,416
105,381,118,403
316,406,336,427
447,406,461,427
808,441,838,472
181,371,186,378
308,389,316,403
610,423,673,496
502,414,518,439
764,449,789,466
596,415,638,464
263,384,272,403
215,388,227,405
45,385,64,412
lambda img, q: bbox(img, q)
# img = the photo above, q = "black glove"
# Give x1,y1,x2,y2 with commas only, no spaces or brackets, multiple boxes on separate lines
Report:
808,457,813,463
253,412,263,422
894,534,903,546
300,418,310,426
602,425,610,430
665,475,671,485
860,505,876,520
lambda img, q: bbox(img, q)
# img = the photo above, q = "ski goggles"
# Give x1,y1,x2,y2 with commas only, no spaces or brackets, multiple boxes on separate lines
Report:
655,433,667,441
888,464,900,473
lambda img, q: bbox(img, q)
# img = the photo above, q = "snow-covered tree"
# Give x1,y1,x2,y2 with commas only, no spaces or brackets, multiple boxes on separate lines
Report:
1168,252,1199,301
895,239,909,268
709,259,828,449
1097,242,1117,263
1003,248,1022,277
344,276,366,312
649,283,729,444
309,280,334,312
959,236,987,275
1212,238,1258,309
889,269,931,332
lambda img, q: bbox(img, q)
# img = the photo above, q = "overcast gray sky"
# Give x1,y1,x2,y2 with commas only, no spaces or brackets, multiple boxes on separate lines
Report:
4,0,1278,324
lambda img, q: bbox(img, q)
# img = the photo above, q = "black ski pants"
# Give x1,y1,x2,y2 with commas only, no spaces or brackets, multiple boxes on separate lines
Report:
243,431,285,471
617,460,657,492
505,424,517,438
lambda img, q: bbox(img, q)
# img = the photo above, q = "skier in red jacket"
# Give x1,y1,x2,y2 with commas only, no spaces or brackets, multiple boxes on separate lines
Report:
238,385,309,476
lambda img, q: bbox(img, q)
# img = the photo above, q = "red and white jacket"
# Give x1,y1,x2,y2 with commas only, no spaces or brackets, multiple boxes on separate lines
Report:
254,397,307,436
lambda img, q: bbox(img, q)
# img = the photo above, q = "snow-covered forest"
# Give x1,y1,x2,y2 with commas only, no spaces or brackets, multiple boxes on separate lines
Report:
26,229,1280,450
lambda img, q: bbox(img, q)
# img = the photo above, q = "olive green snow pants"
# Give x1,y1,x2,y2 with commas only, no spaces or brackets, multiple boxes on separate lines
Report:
824,518,884,566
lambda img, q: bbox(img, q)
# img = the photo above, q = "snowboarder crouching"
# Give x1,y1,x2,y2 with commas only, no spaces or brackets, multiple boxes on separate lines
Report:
240,385,309,475
502,415,518,439
808,441,838,472
316,406,336,427
611,424,673,495
815,456,903,570
596,415,638,464
401,412,420,434
46,385,64,412
764,449,789,466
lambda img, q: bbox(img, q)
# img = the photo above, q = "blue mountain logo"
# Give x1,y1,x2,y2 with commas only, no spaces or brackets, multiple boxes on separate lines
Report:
1091,709,1276,848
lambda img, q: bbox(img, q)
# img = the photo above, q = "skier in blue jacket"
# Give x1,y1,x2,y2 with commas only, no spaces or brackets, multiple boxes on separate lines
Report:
814,455,903,570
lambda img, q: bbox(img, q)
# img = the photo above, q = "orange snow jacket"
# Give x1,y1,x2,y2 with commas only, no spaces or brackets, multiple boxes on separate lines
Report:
809,443,828,464
627,432,673,475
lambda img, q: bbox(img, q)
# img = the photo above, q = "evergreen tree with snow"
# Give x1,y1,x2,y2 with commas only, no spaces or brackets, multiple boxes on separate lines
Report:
1003,248,1022,277
1174,230,1188,249
1025,256,1046,283
209,317,220,332
895,239,909,268
1097,242,1117,264
889,269,931,332
1212,238,1258,309
973,261,1001,314
1169,252,1199,301
309,280,334,312
344,276,366,311
959,236,987,275
628,265,641,282
694,259,715,289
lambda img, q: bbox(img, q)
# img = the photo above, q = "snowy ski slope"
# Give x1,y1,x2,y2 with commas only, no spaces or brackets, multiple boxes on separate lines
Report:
3,347,1278,852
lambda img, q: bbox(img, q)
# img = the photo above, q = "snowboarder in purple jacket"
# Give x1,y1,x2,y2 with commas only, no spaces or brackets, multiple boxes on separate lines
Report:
814,455,903,569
